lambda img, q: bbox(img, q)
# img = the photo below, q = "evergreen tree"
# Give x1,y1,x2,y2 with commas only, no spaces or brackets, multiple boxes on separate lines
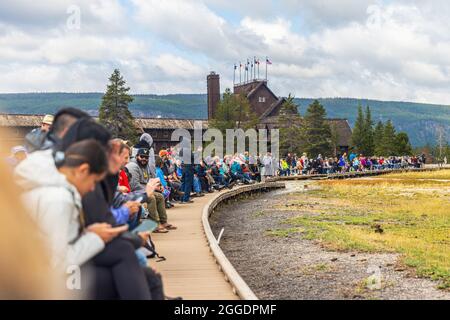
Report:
374,120,384,155
99,69,137,142
351,104,365,153
210,88,258,132
381,120,397,156
395,132,413,155
278,94,304,155
303,100,332,156
362,105,375,156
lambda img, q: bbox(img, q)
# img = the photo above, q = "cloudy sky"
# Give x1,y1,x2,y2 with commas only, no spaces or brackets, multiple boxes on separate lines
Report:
1,0,450,104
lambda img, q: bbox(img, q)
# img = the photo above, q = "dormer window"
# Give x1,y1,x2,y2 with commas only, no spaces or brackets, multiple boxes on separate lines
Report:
258,96,266,103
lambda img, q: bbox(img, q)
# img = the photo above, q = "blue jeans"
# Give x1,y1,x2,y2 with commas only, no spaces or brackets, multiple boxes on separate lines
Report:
181,165,193,202
213,175,228,187
193,176,202,193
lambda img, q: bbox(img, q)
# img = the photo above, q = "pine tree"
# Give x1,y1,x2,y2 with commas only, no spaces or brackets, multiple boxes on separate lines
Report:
303,100,332,156
99,69,137,142
374,120,384,155
351,104,365,154
362,105,375,156
395,132,413,155
382,120,397,156
278,94,303,155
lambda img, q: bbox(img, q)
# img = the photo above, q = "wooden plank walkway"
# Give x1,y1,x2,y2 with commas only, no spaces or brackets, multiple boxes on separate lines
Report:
148,192,238,300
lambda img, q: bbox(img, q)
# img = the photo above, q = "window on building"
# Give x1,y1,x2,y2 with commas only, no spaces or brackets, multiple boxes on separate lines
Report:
258,96,266,103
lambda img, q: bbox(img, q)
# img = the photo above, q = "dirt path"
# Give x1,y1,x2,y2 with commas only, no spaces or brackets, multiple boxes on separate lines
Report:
210,182,450,300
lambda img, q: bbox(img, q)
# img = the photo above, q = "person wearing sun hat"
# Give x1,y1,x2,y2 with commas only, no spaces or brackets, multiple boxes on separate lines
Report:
41,114,54,132
24,114,54,152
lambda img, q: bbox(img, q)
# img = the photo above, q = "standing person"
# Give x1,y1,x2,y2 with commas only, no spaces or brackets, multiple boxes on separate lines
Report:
261,152,274,179
179,145,195,204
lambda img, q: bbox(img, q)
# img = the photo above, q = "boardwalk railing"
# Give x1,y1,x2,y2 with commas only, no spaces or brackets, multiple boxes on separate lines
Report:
198,166,447,300
267,166,448,182
201,182,285,300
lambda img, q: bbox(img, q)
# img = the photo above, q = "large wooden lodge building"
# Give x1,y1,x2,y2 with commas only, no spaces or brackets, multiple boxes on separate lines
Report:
0,72,352,154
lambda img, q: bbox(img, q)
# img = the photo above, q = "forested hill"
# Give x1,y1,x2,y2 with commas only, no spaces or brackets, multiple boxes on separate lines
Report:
0,93,449,147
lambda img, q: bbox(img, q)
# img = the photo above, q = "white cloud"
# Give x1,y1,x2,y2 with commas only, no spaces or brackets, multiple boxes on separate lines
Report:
0,0,128,34
0,0,450,105
132,0,237,59
155,54,204,79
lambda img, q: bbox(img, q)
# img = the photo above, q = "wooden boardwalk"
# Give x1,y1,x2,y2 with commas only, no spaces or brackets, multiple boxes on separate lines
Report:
148,192,239,300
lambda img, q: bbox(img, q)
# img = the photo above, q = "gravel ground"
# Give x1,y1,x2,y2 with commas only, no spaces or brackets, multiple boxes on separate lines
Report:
210,181,450,300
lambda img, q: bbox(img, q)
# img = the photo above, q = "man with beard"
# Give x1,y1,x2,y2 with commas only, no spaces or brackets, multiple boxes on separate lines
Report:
126,148,176,233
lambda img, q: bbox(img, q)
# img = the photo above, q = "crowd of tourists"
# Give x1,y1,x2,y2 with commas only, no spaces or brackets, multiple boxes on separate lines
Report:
278,152,426,176
3,110,272,299
2,110,429,299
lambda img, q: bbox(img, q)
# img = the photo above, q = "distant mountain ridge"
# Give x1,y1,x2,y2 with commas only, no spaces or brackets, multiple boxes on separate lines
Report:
0,92,449,147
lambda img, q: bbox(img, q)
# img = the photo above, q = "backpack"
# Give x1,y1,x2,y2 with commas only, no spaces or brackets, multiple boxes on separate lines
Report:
142,235,166,262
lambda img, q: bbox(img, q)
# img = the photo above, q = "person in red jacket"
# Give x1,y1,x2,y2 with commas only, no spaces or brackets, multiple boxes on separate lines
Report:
118,143,131,194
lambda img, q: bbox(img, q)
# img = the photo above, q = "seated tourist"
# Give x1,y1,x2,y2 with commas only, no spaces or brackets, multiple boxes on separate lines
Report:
126,148,175,233
15,140,128,297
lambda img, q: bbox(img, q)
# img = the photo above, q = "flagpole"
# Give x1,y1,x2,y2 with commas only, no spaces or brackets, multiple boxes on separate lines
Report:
265,57,268,81
240,63,242,84
257,58,260,79
233,64,236,86
244,64,246,83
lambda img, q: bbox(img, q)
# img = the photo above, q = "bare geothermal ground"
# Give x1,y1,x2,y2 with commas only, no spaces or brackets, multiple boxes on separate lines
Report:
210,180,450,300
